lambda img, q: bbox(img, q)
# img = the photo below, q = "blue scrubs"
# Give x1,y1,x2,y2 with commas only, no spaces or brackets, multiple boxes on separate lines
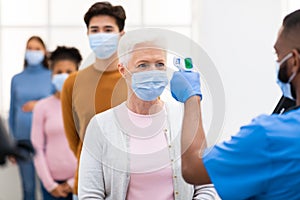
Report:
203,107,300,200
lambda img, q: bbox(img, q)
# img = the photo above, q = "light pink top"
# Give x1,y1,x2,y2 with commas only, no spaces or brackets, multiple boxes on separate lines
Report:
31,95,77,192
125,106,174,200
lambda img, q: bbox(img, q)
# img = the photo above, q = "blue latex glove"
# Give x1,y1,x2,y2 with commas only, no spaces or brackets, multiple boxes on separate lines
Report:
170,71,202,103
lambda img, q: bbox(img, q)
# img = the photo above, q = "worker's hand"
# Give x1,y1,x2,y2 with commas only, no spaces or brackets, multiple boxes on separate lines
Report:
22,100,38,112
170,71,202,103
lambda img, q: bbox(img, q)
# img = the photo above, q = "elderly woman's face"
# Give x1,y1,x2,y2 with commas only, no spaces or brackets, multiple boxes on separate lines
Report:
119,47,169,102
127,47,167,73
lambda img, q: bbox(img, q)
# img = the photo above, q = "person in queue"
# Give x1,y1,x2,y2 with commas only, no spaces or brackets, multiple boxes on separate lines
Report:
78,33,216,199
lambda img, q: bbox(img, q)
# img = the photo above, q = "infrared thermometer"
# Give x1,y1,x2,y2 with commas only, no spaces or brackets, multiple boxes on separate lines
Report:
173,57,194,71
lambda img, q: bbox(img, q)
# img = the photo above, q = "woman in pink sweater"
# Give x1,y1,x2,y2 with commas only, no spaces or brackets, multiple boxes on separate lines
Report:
31,46,82,200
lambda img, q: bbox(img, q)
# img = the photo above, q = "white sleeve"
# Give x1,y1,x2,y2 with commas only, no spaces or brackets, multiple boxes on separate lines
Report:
78,117,105,199
193,184,219,200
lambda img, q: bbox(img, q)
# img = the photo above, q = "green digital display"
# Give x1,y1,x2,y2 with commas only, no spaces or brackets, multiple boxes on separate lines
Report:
184,58,193,69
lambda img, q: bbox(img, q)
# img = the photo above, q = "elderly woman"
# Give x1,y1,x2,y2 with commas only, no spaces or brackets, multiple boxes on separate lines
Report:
78,31,216,199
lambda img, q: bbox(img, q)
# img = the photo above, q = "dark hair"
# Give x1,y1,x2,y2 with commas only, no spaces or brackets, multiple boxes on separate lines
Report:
24,36,48,69
282,9,300,50
84,2,126,31
49,46,82,70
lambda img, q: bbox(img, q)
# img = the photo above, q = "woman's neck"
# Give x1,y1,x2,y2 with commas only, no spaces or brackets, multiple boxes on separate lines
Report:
93,52,119,72
26,64,43,70
126,94,164,115
54,92,60,99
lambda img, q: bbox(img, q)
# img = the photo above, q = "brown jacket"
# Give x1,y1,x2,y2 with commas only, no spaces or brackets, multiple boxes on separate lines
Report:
61,65,127,194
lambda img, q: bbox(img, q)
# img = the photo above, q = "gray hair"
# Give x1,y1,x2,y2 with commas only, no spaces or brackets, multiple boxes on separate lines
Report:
118,28,168,65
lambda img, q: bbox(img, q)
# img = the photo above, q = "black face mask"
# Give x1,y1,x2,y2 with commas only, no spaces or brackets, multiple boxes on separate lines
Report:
278,61,290,83
277,55,297,99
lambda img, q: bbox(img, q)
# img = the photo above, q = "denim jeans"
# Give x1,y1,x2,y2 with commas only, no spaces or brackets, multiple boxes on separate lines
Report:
17,159,36,200
41,180,72,200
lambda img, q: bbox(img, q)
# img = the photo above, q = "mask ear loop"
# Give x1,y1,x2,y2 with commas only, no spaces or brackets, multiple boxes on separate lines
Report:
119,63,133,79
123,65,133,76
288,71,297,83
278,52,293,66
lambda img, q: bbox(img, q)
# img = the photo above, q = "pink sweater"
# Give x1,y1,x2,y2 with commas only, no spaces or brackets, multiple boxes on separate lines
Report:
31,95,77,192
125,106,174,200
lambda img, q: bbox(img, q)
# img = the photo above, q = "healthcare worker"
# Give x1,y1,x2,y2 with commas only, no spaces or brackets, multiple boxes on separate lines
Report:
171,9,300,200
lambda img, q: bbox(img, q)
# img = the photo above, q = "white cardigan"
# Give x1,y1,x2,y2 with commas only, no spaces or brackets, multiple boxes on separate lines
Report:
78,102,216,200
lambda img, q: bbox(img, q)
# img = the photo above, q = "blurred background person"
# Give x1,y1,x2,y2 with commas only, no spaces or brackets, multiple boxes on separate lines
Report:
8,35,53,200
31,46,82,200
0,117,34,166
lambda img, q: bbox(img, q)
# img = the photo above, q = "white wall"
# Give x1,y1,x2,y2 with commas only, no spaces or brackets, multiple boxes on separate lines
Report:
195,0,284,141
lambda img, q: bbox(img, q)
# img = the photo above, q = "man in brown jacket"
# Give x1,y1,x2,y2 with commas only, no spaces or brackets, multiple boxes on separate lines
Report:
61,2,127,198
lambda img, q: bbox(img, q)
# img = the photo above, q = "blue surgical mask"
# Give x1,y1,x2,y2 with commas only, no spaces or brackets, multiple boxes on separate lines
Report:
130,70,169,101
275,53,296,100
52,73,69,92
89,33,119,59
25,50,45,66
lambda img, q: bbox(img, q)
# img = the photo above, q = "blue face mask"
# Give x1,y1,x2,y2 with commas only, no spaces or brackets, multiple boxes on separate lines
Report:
130,70,169,101
89,33,119,59
52,73,69,92
275,53,297,100
25,50,45,66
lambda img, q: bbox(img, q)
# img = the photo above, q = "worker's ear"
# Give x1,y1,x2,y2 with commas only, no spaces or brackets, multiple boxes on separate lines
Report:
291,49,300,73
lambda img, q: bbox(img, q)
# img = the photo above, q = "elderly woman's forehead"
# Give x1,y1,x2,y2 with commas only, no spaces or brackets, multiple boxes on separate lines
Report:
131,47,166,55
130,48,166,61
